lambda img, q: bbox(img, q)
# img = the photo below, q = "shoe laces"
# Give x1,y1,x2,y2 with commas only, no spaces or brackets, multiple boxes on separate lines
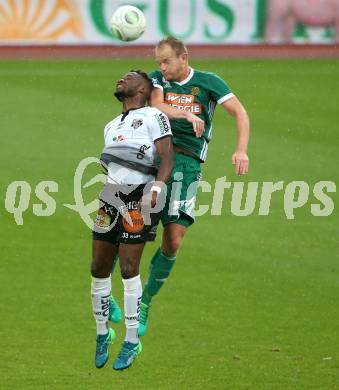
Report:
118,342,134,360
97,335,109,355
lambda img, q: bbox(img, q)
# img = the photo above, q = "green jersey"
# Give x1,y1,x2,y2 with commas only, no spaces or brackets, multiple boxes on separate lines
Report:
149,68,233,162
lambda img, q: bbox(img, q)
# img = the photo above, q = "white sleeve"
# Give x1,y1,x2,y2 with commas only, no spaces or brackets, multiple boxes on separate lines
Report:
103,124,110,141
149,110,172,142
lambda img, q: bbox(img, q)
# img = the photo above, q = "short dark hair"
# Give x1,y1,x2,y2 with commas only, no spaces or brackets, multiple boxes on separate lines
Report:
130,69,153,100
156,36,188,56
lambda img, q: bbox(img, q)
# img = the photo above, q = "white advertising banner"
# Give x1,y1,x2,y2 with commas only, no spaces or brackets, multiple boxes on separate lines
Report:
0,0,336,45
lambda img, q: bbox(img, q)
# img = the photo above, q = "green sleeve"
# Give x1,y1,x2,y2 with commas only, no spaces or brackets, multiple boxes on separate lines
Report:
148,70,164,89
207,73,233,104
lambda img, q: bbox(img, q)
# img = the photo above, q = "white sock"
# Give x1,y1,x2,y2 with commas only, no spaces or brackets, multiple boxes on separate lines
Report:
123,275,142,344
91,276,111,336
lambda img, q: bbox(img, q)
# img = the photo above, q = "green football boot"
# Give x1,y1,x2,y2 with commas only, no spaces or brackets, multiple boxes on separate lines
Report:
95,328,115,368
138,302,150,337
112,341,142,371
108,295,122,323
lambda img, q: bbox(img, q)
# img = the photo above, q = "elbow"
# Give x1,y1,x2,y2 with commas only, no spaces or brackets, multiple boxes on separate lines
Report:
235,107,249,123
243,107,249,120
243,110,250,126
238,104,248,117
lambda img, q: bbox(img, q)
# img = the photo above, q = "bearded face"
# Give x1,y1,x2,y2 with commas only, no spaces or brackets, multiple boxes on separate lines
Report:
114,72,142,101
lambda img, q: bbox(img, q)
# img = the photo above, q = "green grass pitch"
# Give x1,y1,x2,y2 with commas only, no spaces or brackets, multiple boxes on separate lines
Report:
0,58,338,389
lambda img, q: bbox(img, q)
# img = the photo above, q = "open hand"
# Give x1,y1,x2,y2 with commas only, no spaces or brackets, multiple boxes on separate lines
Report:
232,151,249,175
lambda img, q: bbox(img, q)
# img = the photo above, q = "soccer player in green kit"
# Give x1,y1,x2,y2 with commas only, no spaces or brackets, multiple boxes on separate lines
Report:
135,36,251,336
109,36,250,337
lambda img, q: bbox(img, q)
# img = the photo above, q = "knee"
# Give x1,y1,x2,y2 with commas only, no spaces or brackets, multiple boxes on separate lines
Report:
120,258,138,279
91,255,110,278
90,260,103,278
162,234,184,256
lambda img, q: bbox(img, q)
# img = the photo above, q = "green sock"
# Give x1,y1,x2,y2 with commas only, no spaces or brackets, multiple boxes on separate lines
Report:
142,248,176,305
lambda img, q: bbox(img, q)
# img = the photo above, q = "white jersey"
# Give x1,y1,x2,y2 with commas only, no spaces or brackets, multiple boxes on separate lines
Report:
101,106,172,184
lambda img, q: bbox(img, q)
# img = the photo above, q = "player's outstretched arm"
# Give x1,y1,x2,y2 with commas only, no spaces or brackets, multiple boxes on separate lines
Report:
222,96,250,176
150,88,205,137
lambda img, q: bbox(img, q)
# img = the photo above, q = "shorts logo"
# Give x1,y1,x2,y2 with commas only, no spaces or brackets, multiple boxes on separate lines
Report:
165,93,202,114
95,209,111,229
131,119,143,129
122,210,144,233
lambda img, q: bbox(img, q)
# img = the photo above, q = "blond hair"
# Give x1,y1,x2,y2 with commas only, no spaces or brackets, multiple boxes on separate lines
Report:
156,36,188,57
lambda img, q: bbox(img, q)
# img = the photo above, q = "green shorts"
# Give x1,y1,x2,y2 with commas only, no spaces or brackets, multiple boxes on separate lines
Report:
161,152,201,227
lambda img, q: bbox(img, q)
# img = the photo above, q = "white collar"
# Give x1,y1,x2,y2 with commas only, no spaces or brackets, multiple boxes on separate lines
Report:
174,67,194,86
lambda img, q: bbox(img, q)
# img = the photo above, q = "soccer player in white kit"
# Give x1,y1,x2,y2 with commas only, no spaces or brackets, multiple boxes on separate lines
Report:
90,70,173,371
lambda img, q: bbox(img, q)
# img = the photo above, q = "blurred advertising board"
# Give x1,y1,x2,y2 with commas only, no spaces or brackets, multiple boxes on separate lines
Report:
0,0,337,45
